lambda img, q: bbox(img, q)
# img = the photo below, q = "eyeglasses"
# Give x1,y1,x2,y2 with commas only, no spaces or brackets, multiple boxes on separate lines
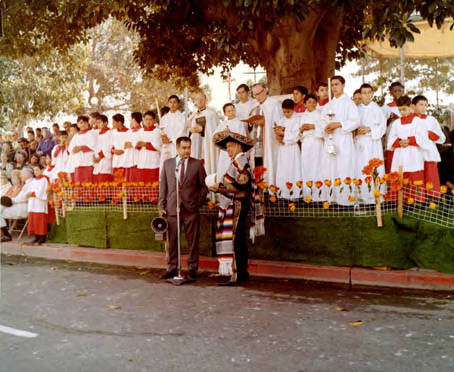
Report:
252,89,266,97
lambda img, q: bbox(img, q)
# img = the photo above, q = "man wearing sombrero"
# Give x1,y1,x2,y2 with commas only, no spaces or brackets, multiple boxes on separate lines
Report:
209,129,263,285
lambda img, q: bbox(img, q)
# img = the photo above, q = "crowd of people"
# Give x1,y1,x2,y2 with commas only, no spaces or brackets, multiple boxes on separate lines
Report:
1,78,453,245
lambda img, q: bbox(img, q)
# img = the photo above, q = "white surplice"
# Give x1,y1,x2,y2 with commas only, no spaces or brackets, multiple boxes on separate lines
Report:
111,128,129,169
320,93,360,204
235,99,257,120
136,126,162,170
189,107,220,175
159,111,188,165
386,115,431,173
214,118,247,182
93,129,113,176
419,115,445,162
275,116,302,199
299,109,324,200
356,101,386,202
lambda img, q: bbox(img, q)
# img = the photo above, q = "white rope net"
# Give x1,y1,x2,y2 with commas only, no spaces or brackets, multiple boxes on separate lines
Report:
49,180,453,229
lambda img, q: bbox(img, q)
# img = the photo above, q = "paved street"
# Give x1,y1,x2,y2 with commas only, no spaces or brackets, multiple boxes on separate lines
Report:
0,255,453,372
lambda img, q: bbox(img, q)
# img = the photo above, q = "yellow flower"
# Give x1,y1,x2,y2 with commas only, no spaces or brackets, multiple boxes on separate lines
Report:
373,189,381,198
304,195,312,204
207,201,215,209
440,185,447,194
306,181,313,188
426,182,434,190
413,180,423,186
323,201,330,209
334,178,342,186
407,197,415,205
288,202,296,212
429,202,437,209
348,195,355,202
402,178,409,185
269,195,277,203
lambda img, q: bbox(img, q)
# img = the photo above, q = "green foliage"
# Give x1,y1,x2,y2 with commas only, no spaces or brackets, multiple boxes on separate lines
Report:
2,0,453,86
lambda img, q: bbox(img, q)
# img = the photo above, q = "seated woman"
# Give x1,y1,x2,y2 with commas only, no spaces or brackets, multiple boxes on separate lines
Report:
0,171,11,196
0,169,27,242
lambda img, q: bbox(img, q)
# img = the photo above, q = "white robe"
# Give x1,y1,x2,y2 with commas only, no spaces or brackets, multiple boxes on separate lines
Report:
27,177,49,213
51,145,69,180
320,93,360,203
382,102,401,150
275,116,302,199
71,130,96,168
93,129,113,176
419,115,445,162
386,116,431,173
136,127,162,170
111,129,129,169
159,111,188,163
299,109,324,200
123,128,141,169
235,99,257,120
356,102,386,203
253,97,282,186
189,107,220,175
214,118,247,182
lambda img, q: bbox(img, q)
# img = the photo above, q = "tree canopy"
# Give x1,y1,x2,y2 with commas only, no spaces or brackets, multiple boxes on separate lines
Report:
2,0,453,93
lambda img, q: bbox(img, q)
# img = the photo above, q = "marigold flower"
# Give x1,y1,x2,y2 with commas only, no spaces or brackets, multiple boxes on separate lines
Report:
69,194,75,201
57,172,68,179
315,181,323,189
98,196,106,202
306,180,313,188
362,165,374,176
84,198,91,203
75,182,81,187
324,179,332,187
57,192,63,197
425,182,434,190
134,197,140,203
413,180,423,186
269,185,277,193
343,177,352,185
373,189,381,198
387,172,400,182
304,195,312,204
402,178,409,185
322,201,330,209
296,180,303,188
258,181,268,190
151,181,160,188
390,181,402,192
334,178,342,186
364,176,373,185
378,177,386,184
49,199,54,206
348,195,355,202
288,202,296,212
118,192,124,198
286,182,293,190
269,195,277,203
207,201,215,209
428,202,437,209
369,158,384,168
407,197,415,205
440,185,447,194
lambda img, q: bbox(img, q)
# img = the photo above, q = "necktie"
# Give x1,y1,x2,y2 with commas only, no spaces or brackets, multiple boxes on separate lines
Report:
179,158,185,185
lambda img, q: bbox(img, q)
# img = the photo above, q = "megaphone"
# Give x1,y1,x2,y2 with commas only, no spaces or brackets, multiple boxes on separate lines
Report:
151,217,168,240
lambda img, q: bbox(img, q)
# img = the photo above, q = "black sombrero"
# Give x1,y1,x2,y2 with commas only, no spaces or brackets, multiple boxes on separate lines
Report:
213,129,256,152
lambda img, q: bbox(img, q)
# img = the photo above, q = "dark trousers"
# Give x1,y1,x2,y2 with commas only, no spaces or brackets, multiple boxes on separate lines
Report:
234,198,250,279
167,207,200,273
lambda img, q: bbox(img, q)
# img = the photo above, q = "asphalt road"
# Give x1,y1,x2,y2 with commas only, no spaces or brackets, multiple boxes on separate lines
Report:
0,255,453,372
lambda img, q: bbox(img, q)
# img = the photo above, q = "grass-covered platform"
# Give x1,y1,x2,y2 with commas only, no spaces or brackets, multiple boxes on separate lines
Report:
48,211,454,274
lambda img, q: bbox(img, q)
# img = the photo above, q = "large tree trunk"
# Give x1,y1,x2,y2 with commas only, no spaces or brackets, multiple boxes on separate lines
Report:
250,8,343,94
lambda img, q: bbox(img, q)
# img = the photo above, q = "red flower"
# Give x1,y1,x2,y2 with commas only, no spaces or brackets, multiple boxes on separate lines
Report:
369,158,384,168
362,165,374,176
285,182,293,190
315,181,323,189
253,166,267,182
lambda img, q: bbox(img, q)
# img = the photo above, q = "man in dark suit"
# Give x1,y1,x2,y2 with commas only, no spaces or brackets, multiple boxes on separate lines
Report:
158,136,208,280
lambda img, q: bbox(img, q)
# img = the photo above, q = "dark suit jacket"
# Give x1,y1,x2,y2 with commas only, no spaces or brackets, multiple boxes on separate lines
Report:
158,157,208,216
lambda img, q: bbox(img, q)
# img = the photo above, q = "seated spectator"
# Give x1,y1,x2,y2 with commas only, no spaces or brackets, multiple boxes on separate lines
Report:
14,150,27,170
2,141,15,162
36,128,55,156
1,172,11,196
0,169,28,242
29,153,40,167
36,128,43,142
1,151,14,180
29,140,39,156
26,130,35,143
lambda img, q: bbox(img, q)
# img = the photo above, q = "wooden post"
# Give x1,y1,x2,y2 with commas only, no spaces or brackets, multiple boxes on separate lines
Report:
53,192,60,226
374,184,383,228
122,185,128,220
397,165,404,219
62,187,66,218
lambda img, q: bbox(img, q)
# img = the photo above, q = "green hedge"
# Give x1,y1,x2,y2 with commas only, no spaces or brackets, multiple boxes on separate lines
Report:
48,211,454,274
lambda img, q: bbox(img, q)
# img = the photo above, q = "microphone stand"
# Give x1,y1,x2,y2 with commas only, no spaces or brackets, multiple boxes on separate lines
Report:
168,159,193,285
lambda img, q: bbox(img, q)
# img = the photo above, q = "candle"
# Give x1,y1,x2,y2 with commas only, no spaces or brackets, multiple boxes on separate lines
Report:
328,78,332,102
